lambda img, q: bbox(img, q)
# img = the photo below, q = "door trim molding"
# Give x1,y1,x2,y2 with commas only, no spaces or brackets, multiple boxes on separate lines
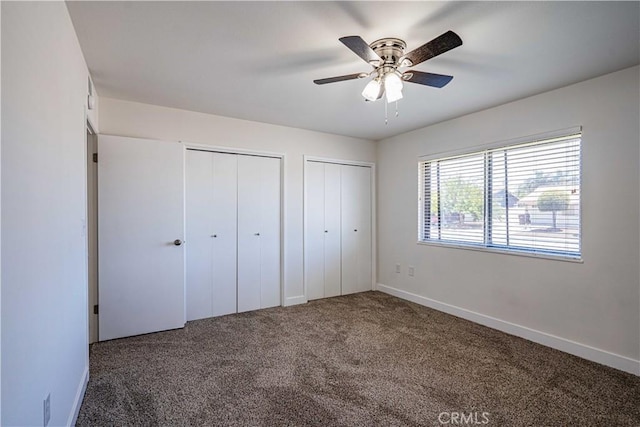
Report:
303,156,377,302
183,141,284,159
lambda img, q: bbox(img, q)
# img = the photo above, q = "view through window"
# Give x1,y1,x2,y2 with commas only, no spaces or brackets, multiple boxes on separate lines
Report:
419,132,581,259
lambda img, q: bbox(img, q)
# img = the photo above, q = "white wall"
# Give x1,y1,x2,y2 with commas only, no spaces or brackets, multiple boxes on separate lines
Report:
377,66,640,375
2,2,91,424
98,97,377,303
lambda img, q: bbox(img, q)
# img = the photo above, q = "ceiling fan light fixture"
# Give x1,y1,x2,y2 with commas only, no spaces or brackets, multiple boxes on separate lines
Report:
316,31,462,113
362,78,382,102
384,71,403,103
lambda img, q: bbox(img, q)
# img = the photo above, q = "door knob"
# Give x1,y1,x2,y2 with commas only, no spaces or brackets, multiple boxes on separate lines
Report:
354,229,358,232
254,233,260,236
174,239,183,246
211,234,217,238
325,230,328,233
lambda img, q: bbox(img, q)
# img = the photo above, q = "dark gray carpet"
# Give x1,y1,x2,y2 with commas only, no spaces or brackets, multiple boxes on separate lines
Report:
77,292,640,426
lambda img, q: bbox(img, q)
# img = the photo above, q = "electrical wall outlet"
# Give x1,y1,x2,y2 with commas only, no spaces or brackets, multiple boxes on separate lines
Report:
44,393,51,426
395,264,401,273
408,266,415,277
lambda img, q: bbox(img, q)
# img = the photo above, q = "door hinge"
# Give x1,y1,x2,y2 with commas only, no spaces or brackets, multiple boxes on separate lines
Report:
92,153,98,163
93,304,99,315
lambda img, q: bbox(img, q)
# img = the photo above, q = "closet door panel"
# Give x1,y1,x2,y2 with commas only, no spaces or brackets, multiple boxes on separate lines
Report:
259,156,281,309
323,163,342,298
340,165,359,295
237,155,263,312
186,150,215,321
211,152,238,316
341,165,372,295
306,162,326,301
356,166,373,293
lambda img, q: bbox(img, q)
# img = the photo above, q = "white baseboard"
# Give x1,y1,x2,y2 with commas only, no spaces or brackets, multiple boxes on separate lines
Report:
377,283,640,376
284,295,307,307
67,365,89,426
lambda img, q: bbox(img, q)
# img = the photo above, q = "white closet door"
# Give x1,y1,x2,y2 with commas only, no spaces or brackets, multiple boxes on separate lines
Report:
98,135,185,341
186,150,215,321
258,156,281,309
340,165,359,295
305,162,326,301
342,164,372,294
211,153,238,316
237,155,281,312
324,163,342,298
355,166,373,293
237,155,262,312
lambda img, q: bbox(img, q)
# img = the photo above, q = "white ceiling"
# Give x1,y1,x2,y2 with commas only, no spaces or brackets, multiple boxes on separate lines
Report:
67,1,639,141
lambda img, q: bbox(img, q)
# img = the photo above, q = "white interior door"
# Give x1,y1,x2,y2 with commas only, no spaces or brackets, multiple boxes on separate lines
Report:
186,150,237,320
341,165,359,295
237,155,264,312
305,162,326,301
258,156,281,309
324,163,342,298
237,155,281,312
342,165,372,294
211,152,238,316
357,166,373,292
98,135,185,341
186,150,214,321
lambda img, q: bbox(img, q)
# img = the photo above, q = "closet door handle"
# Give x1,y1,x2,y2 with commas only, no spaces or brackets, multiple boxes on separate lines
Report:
211,234,217,238
354,229,358,232
324,230,328,233
174,239,183,246
254,233,260,236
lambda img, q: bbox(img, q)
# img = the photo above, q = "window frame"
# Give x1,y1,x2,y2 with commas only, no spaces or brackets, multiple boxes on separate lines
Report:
417,127,583,262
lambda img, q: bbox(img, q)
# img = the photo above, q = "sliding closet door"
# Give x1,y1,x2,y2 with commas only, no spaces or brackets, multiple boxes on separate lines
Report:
323,163,342,298
341,165,372,294
305,162,326,301
237,155,281,312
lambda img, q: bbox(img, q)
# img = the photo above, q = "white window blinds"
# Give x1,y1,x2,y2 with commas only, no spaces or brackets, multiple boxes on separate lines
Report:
420,132,581,259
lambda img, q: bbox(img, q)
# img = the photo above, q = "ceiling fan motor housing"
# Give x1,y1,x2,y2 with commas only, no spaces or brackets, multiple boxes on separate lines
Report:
369,38,407,73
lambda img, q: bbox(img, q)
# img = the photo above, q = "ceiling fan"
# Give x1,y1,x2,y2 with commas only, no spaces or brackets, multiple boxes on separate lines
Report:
314,31,462,104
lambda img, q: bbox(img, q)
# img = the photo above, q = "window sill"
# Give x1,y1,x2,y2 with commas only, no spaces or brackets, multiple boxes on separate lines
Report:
416,240,583,263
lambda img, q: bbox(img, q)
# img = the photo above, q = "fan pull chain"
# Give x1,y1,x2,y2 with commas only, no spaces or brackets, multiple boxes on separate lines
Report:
384,101,388,125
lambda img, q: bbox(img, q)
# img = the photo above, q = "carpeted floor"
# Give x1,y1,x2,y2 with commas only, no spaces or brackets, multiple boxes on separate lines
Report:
77,292,640,426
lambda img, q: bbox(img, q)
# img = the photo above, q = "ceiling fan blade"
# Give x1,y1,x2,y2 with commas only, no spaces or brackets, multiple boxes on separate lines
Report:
313,73,366,85
339,36,382,66
403,71,454,88
400,31,462,67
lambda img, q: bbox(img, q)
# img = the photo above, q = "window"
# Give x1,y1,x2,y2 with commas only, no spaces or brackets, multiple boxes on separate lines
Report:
419,131,581,259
